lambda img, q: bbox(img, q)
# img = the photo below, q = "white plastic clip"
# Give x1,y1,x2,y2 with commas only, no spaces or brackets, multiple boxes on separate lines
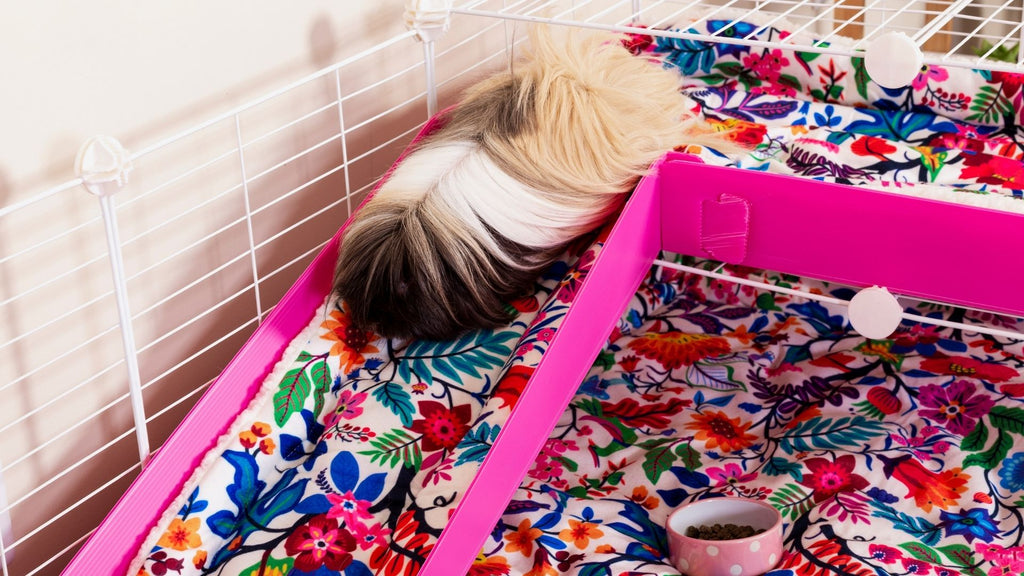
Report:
404,0,454,43
864,32,924,90
848,286,903,340
75,135,132,196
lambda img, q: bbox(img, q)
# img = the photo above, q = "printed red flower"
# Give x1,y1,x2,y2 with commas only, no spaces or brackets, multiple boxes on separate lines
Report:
881,454,968,513
493,364,534,409
851,135,897,160
918,380,994,435
959,153,1024,189
686,410,758,453
920,355,1018,382
991,70,1024,97
627,331,731,370
410,401,472,452
284,515,356,572
621,31,654,55
798,455,869,502
866,387,903,416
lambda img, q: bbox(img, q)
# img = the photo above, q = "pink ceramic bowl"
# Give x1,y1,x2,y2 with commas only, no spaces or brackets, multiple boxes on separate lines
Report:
666,497,783,576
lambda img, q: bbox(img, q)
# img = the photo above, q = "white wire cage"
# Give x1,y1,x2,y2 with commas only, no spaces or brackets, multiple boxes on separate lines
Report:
3,1,1024,574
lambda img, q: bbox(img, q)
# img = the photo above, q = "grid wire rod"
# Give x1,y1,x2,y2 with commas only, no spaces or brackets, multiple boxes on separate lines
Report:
6,460,141,553
0,281,112,349
911,0,976,44
25,529,93,576
130,249,251,322
239,100,339,151
235,114,264,326
139,317,257,393
0,352,125,436
122,211,249,284
134,282,256,355
654,259,1024,342
335,69,354,226
1,424,139,519
258,239,330,284
247,163,346,220
115,147,239,212
242,133,341,186
945,0,1018,57
0,248,109,308
0,212,102,268
118,182,244,249
126,31,418,163
0,323,121,397
0,178,82,221
4,385,133,470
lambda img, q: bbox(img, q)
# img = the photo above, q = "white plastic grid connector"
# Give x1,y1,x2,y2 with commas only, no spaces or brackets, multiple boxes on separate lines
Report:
404,0,455,43
74,135,133,197
74,135,151,468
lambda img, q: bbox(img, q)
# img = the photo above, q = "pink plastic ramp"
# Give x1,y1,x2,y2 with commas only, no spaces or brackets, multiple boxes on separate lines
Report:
418,163,664,575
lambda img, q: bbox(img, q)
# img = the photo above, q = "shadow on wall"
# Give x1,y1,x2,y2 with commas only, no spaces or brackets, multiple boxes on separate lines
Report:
0,8,439,575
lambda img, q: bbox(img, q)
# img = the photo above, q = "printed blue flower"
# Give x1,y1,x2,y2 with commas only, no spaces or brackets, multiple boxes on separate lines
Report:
939,508,999,543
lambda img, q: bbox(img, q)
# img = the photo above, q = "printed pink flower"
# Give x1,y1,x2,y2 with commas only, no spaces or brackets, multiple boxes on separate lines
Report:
706,463,758,487
324,390,369,428
868,543,903,564
798,455,869,502
912,64,949,90
742,49,789,82
918,380,994,436
351,521,391,551
528,454,565,482
284,515,356,572
902,557,932,574
326,491,372,525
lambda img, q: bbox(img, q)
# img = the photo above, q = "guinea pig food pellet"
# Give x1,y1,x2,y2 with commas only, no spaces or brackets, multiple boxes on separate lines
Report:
685,523,766,540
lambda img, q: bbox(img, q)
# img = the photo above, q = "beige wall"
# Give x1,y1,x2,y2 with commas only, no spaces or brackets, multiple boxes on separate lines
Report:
0,2,431,574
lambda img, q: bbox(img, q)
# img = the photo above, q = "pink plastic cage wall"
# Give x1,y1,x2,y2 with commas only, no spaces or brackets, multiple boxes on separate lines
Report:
5,1,1024,575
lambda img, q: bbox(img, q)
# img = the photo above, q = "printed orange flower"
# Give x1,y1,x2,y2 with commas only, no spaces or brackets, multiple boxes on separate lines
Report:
558,519,604,549
320,305,379,373
629,486,660,510
505,519,542,557
469,554,511,576
627,332,730,370
686,410,757,453
920,355,1018,382
191,550,207,570
259,438,276,455
157,517,203,551
881,454,968,513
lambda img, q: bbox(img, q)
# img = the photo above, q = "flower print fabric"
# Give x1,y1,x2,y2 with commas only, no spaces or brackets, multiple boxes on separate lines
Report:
133,15,1024,576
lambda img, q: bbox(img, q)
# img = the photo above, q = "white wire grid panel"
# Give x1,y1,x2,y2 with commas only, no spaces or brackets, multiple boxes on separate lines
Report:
455,0,1024,71
3,1,1024,575
0,17,519,575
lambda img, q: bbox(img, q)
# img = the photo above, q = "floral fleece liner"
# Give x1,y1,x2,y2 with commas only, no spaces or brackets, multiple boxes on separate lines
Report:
134,16,1024,576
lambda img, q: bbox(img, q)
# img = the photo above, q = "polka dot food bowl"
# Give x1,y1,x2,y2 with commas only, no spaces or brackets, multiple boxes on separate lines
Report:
666,497,783,576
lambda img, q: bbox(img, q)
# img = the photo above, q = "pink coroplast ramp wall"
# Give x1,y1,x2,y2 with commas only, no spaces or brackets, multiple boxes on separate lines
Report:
418,156,664,576
657,153,1024,319
62,115,448,576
